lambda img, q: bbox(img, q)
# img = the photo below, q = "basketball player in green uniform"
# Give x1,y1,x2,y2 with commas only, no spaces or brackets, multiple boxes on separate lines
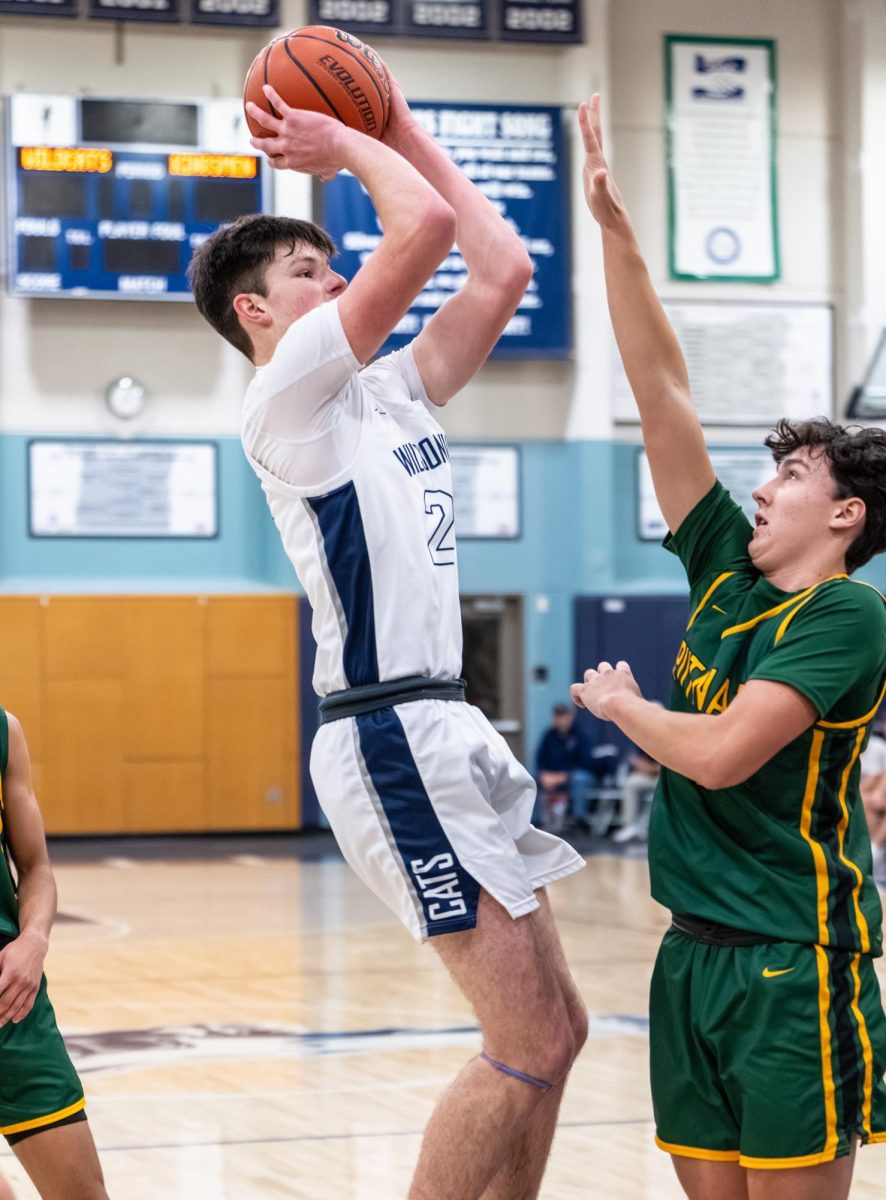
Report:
573,96,886,1199
0,707,108,1199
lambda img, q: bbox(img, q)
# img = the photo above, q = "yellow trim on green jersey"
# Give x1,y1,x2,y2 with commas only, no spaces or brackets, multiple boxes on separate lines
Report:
720,575,847,640
836,728,871,953
817,676,886,731
849,955,875,1140
687,572,735,631
800,732,830,945
814,944,839,1159
654,1136,740,1162
774,591,817,645
0,1096,85,1136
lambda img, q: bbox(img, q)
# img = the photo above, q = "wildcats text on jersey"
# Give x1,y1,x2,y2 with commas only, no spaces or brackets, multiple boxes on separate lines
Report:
393,432,450,477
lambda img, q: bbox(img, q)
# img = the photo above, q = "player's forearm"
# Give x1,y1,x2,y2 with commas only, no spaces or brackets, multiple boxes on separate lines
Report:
15,863,56,951
340,128,456,253
389,122,531,289
604,692,742,790
601,219,713,524
601,221,692,417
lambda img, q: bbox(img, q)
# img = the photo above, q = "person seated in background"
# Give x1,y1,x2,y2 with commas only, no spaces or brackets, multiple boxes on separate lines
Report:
535,704,593,831
861,711,886,883
535,703,619,831
612,748,661,844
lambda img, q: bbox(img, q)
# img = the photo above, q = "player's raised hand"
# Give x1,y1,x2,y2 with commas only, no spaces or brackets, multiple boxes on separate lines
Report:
570,659,641,719
578,95,627,230
246,84,348,182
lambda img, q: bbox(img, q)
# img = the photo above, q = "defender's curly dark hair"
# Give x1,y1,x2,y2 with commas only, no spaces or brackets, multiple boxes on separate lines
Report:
187,214,336,361
764,417,886,574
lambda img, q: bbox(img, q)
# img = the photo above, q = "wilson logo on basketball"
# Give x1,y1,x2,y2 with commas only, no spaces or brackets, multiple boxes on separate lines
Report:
318,55,379,133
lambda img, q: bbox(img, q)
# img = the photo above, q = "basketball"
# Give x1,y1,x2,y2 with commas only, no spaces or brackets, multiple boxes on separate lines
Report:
243,26,390,142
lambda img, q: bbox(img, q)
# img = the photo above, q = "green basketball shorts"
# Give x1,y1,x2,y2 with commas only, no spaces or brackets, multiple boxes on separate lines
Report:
0,974,85,1144
650,928,886,1168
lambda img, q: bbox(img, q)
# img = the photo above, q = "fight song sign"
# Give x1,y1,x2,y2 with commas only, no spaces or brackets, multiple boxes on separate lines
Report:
322,102,572,358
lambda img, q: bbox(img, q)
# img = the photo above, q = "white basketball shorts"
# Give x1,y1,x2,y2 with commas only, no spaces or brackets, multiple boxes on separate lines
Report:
310,698,586,941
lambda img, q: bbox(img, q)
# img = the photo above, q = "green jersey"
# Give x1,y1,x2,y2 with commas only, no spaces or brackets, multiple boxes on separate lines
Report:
649,482,886,954
0,708,19,941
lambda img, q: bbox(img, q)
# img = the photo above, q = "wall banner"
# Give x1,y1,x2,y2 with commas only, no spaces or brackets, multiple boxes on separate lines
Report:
0,0,77,14
308,0,581,42
321,101,571,359
637,447,772,541
665,35,780,282
88,0,179,21
189,0,279,26
613,301,832,426
3,0,276,19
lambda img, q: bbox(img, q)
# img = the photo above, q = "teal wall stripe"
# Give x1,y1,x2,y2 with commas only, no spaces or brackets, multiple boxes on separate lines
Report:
1,434,883,770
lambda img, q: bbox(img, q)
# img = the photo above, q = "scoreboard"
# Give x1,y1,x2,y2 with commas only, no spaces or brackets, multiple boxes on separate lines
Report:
6,94,268,301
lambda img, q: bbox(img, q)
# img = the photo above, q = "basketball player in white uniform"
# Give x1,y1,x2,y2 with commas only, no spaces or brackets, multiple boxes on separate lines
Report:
189,73,586,1200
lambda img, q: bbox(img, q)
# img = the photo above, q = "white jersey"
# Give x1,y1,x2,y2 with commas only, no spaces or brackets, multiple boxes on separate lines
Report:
241,298,462,697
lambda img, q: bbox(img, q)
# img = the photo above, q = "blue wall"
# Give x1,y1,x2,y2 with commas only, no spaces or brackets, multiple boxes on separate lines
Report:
3,433,884,785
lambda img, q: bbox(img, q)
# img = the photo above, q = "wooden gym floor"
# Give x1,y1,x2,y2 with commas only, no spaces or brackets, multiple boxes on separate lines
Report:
2,837,884,1199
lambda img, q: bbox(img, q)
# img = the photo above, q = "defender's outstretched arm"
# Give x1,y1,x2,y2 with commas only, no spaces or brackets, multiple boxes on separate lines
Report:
580,95,715,533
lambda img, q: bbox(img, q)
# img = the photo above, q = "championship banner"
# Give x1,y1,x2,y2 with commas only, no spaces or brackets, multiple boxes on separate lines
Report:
190,0,278,25
322,101,571,359
666,35,780,281
308,0,395,35
89,0,180,19
402,0,490,40
0,0,77,15
499,0,580,43
308,0,581,42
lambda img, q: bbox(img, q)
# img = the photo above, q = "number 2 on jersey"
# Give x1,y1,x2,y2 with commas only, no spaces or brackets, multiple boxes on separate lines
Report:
424,489,456,566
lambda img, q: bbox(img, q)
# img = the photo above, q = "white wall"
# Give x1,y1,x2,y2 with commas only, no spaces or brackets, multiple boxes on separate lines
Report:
0,0,883,444
0,3,604,440
598,0,845,445
0,20,264,437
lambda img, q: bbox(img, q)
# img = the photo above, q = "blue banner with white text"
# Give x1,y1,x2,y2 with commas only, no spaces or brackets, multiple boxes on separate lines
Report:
321,102,571,359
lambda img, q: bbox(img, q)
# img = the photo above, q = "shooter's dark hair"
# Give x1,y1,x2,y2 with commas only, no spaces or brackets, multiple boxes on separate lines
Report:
764,417,886,573
187,214,336,361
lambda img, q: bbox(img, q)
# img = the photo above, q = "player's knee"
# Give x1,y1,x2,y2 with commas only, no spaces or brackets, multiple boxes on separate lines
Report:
532,1018,581,1085
569,998,589,1057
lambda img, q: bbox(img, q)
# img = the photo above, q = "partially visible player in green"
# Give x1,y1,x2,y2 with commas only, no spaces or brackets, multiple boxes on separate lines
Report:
0,707,109,1199
573,95,886,1200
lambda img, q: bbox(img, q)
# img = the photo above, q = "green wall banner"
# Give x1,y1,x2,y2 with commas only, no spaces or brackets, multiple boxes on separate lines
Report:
665,35,780,282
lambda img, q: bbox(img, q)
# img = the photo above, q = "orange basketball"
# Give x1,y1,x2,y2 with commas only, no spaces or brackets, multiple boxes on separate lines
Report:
244,26,390,142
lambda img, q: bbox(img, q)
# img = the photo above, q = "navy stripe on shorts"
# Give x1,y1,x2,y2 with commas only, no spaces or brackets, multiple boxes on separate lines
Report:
356,707,481,937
